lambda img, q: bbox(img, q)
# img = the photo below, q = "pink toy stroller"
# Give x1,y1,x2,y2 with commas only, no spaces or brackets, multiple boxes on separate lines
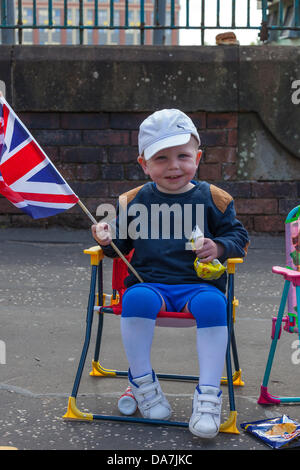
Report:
258,205,300,405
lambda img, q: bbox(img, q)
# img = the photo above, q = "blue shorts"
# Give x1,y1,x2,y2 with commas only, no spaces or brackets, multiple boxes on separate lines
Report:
143,282,226,313
122,282,227,328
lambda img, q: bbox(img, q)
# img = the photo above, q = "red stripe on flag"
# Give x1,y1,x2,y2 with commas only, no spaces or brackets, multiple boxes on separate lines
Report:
0,140,45,185
19,192,79,204
0,180,25,204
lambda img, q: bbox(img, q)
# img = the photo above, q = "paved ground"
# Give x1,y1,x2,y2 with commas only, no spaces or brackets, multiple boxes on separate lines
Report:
0,227,299,454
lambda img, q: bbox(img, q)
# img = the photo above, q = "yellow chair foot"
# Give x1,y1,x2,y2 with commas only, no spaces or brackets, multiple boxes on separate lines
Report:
220,411,239,434
221,369,244,387
233,369,245,387
63,397,93,421
89,360,117,377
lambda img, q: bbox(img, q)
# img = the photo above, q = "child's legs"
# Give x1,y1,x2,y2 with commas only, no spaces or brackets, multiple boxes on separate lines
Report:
186,288,228,388
120,284,166,378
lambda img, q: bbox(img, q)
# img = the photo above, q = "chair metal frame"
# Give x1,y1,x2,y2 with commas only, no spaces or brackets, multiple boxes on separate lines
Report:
63,246,244,434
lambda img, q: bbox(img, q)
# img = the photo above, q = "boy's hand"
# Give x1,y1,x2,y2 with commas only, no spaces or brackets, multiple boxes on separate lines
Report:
194,238,224,263
91,222,112,246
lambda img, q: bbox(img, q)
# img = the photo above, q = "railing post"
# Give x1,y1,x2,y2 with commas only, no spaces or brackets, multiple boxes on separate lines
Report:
153,0,166,45
79,0,83,44
201,0,205,46
259,0,269,42
1,0,15,44
140,0,145,45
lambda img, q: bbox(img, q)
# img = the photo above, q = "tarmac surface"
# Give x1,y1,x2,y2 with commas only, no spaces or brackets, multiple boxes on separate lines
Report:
0,227,299,455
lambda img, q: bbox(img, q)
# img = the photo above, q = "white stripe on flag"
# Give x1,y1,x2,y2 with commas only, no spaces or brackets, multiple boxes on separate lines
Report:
1,112,16,164
11,180,75,195
13,201,28,209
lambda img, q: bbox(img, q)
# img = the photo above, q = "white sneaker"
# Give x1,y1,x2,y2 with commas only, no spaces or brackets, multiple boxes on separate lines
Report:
128,370,172,420
189,385,222,438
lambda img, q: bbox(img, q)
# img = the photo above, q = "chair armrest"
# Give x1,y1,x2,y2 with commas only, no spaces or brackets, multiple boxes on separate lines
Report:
227,258,244,274
84,245,105,265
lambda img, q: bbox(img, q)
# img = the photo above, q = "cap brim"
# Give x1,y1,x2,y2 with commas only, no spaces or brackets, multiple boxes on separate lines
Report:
144,133,192,160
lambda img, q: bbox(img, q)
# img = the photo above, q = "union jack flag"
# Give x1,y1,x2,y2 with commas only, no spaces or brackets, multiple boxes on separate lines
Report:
0,95,79,219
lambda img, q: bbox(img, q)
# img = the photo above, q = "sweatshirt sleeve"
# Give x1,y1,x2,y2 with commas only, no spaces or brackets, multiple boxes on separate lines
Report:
212,199,250,262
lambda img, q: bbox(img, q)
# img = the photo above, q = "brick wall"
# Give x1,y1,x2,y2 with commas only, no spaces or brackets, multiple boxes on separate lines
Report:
0,109,296,233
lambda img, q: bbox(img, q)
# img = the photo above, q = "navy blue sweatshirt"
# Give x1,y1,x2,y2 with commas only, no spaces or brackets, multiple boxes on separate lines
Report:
101,181,249,293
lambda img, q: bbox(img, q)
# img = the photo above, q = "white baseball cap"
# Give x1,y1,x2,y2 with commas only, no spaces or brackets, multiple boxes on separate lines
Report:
138,109,201,160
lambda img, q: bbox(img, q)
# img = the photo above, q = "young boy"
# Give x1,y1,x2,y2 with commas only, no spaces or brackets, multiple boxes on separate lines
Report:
92,109,249,439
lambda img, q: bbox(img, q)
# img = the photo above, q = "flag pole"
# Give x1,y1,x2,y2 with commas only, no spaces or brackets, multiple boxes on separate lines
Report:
77,199,144,283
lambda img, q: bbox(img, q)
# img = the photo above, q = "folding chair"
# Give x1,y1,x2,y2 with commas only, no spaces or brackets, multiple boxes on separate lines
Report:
258,205,300,405
63,245,244,434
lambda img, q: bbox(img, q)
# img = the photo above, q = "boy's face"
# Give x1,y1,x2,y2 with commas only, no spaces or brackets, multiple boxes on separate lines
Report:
137,136,202,194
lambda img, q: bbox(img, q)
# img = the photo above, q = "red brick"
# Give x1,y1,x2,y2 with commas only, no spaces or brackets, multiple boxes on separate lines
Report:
43,146,59,163
109,146,138,163
71,181,109,198
279,199,300,215
110,113,149,130
200,130,227,147
131,130,139,146
188,112,206,129
11,215,47,228
207,113,238,129
101,164,125,180
125,164,148,181
222,163,237,181
18,112,60,129
217,181,251,198
33,129,81,146
254,215,285,233
109,181,145,198
204,147,236,164
0,215,11,225
0,198,20,213
227,129,237,146
61,147,108,163
198,163,222,181
83,130,130,146
252,182,297,198
55,163,78,181
77,164,101,181
61,113,109,129
237,215,254,233
235,198,278,215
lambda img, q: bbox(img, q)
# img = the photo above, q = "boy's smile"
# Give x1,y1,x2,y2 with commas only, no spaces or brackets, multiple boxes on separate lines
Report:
138,137,202,194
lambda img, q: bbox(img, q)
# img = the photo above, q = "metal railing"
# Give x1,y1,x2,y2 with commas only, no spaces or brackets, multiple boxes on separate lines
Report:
0,0,300,46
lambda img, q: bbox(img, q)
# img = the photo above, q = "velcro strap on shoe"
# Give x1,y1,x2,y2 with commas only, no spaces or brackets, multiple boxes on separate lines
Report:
198,394,221,405
142,395,163,409
140,382,159,395
196,406,220,415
